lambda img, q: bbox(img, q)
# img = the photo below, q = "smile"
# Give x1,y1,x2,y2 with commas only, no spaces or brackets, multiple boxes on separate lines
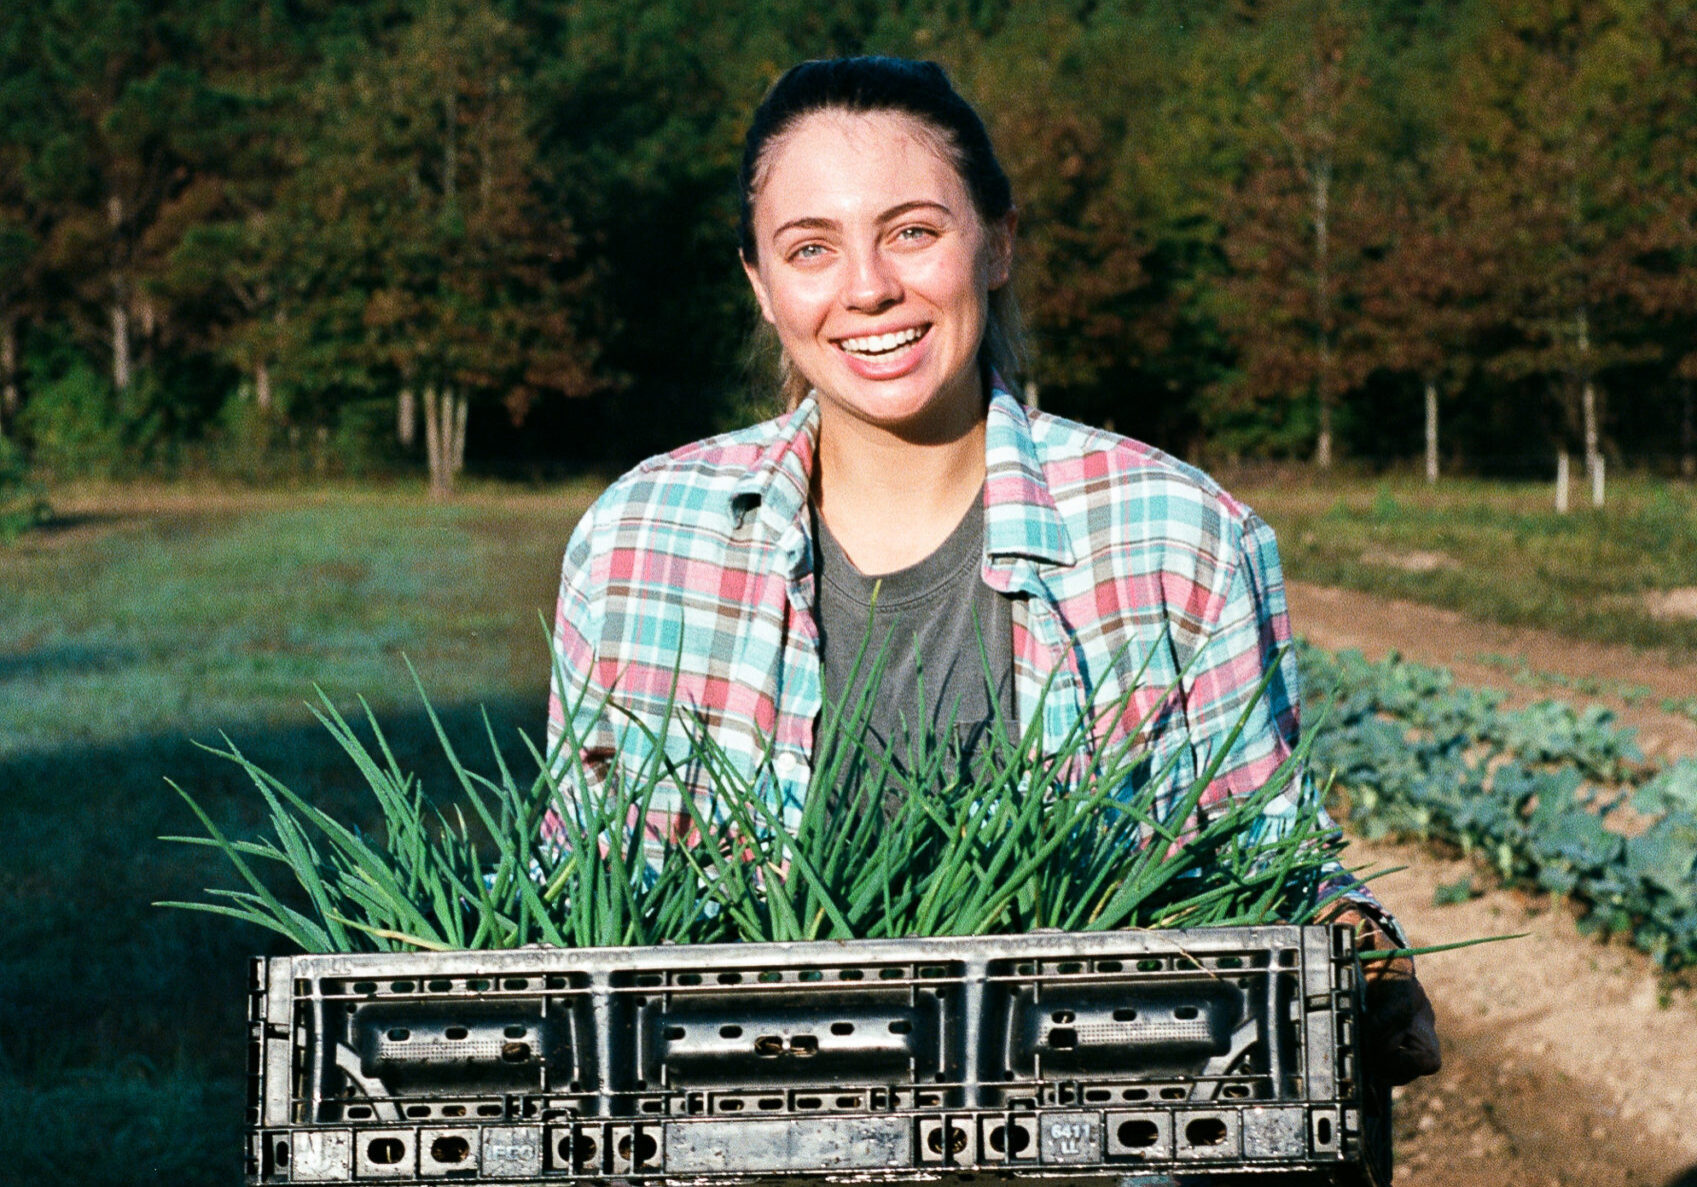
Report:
835,325,928,358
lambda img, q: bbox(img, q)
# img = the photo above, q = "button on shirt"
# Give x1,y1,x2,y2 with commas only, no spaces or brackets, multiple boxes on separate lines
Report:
546,386,1395,932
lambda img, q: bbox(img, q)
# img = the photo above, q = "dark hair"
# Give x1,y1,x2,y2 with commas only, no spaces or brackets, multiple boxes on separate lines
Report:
738,56,1025,406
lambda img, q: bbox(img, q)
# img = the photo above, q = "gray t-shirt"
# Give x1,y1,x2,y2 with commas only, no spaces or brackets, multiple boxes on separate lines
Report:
812,491,1015,796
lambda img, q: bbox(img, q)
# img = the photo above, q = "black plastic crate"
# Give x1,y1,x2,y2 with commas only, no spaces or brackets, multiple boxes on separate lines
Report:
247,925,1388,1184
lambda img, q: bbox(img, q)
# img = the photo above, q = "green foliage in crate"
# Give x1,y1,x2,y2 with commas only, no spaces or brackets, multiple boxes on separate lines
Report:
161,648,1366,952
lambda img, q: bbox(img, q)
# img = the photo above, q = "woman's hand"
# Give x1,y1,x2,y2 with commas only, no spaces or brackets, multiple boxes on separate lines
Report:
1326,906,1443,1086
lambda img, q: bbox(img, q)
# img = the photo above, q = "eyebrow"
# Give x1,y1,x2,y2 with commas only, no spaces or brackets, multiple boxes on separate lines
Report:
770,199,955,240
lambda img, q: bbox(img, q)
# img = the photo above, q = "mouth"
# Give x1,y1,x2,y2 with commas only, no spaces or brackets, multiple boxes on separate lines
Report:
834,324,930,359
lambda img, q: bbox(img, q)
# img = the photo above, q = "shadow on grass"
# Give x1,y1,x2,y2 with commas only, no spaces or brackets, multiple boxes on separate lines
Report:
0,692,546,1187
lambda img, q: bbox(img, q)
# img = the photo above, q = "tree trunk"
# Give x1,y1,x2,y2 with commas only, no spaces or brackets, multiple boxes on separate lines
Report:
1680,379,1692,480
1,316,17,434
1023,380,1039,411
1424,379,1438,484
1576,307,1599,485
108,195,131,391
1312,157,1335,472
1556,450,1570,514
423,385,468,500
398,387,416,448
254,360,272,414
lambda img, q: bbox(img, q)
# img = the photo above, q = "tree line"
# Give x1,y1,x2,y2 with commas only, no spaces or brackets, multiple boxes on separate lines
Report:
1,0,1693,494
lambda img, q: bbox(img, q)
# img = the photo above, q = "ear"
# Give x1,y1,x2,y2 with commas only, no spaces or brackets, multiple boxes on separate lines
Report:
742,255,777,324
985,209,1017,290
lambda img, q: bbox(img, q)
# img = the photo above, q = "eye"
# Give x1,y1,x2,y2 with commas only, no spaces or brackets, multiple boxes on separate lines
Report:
788,242,829,263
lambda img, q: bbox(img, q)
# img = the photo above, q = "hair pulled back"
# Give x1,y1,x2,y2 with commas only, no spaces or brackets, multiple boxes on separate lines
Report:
738,56,1025,409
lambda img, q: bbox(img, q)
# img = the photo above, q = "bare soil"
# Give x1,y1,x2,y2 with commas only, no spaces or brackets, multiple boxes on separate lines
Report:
1289,582,1697,1187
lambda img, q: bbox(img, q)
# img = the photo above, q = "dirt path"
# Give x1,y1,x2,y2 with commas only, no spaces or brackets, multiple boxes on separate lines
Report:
1288,583,1697,1187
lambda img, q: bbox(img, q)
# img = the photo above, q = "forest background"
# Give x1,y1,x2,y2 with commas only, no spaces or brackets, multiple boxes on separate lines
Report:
2,0,1695,498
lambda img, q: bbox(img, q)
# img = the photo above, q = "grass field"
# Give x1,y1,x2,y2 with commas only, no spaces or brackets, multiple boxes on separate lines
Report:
1233,472,1697,657
0,481,598,1187
3,470,1693,1186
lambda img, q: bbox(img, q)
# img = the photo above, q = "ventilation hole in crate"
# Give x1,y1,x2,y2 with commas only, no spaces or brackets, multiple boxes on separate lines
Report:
444,1105,466,1118
634,1131,659,1164
617,1134,633,1160
872,1090,889,1108
388,1027,410,1042
926,1125,969,1155
1010,1097,1035,1108
1015,962,1036,975
347,1106,372,1120
643,1099,663,1114
797,1096,821,1110
1085,1089,1111,1103
759,971,782,983
546,975,568,989
1217,956,1243,969
428,979,453,993
800,969,823,982
665,1026,686,1041
1048,1028,1077,1049
573,1133,599,1166
1113,1007,1137,1022
1051,1010,1075,1023
502,978,528,991
688,1097,705,1115
755,1036,783,1056
275,1140,289,1168
831,1021,855,1036
720,1024,743,1039
918,965,948,978
1174,1006,1199,1021
352,981,377,994
839,968,864,981
719,1099,743,1112
717,971,742,984
1279,948,1298,967
790,1035,818,1056
1118,1120,1160,1149
1160,1087,1186,1101
478,1105,503,1118
1137,960,1161,972
1096,960,1122,973
986,1124,1006,1154
1006,1123,1032,1155
367,1138,406,1165
676,973,701,986
430,1136,470,1164
636,973,661,987
406,1105,432,1118
1184,1118,1228,1147
880,967,905,980
468,978,491,991
502,1041,531,1063
919,1091,942,1106
1316,1116,1333,1144
758,1097,783,1111
837,1095,860,1108
391,980,415,993
888,1019,912,1035
1122,1088,1149,1101
1057,961,1083,974
1222,1083,1250,1099
503,1024,526,1039
445,1026,469,1041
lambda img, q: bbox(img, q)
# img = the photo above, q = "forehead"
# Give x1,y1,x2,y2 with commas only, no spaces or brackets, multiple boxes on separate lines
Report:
752,110,968,224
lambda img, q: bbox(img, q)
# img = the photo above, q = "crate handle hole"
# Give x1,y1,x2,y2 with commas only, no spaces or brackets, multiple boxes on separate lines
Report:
831,1021,854,1035
720,1024,743,1039
1184,1118,1228,1147
429,1136,470,1164
1118,1120,1160,1148
368,1138,406,1165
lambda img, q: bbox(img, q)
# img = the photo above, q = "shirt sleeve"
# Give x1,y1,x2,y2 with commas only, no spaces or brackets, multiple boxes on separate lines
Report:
1180,512,1409,947
545,501,615,828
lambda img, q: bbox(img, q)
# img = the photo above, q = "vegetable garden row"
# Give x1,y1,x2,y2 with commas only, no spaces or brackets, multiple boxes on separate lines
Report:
1299,645,1697,969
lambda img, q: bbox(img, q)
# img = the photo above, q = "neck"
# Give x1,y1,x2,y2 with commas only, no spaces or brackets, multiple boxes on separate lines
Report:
812,401,988,576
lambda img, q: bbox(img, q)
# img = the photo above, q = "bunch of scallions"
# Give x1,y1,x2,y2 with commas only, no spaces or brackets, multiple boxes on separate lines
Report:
160,640,1375,954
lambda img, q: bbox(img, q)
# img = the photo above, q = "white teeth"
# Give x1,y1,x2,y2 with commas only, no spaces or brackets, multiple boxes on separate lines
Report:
839,326,925,355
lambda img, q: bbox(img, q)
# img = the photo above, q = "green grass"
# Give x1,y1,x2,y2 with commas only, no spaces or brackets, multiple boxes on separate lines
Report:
0,481,598,1187
1233,473,1697,656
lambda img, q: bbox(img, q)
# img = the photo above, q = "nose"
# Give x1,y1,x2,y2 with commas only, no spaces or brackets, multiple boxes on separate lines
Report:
840,243,901,313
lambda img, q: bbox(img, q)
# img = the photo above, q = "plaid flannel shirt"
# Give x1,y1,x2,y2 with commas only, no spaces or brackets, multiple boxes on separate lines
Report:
546,386,1395,933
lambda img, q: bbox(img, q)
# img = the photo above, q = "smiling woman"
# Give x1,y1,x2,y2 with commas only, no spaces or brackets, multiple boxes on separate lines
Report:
545,57,1441,1093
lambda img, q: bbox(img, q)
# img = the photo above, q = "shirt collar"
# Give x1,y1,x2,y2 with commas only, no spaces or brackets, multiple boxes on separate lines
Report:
725,384,1076,570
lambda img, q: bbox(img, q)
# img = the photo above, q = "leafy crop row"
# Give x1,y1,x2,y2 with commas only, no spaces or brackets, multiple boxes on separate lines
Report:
1300,645,1697,968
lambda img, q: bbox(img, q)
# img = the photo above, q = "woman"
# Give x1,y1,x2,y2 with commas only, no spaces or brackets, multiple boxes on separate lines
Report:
547,56,1438,1086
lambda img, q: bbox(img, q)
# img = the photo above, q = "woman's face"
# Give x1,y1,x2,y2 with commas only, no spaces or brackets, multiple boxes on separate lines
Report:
742,110,1013,440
